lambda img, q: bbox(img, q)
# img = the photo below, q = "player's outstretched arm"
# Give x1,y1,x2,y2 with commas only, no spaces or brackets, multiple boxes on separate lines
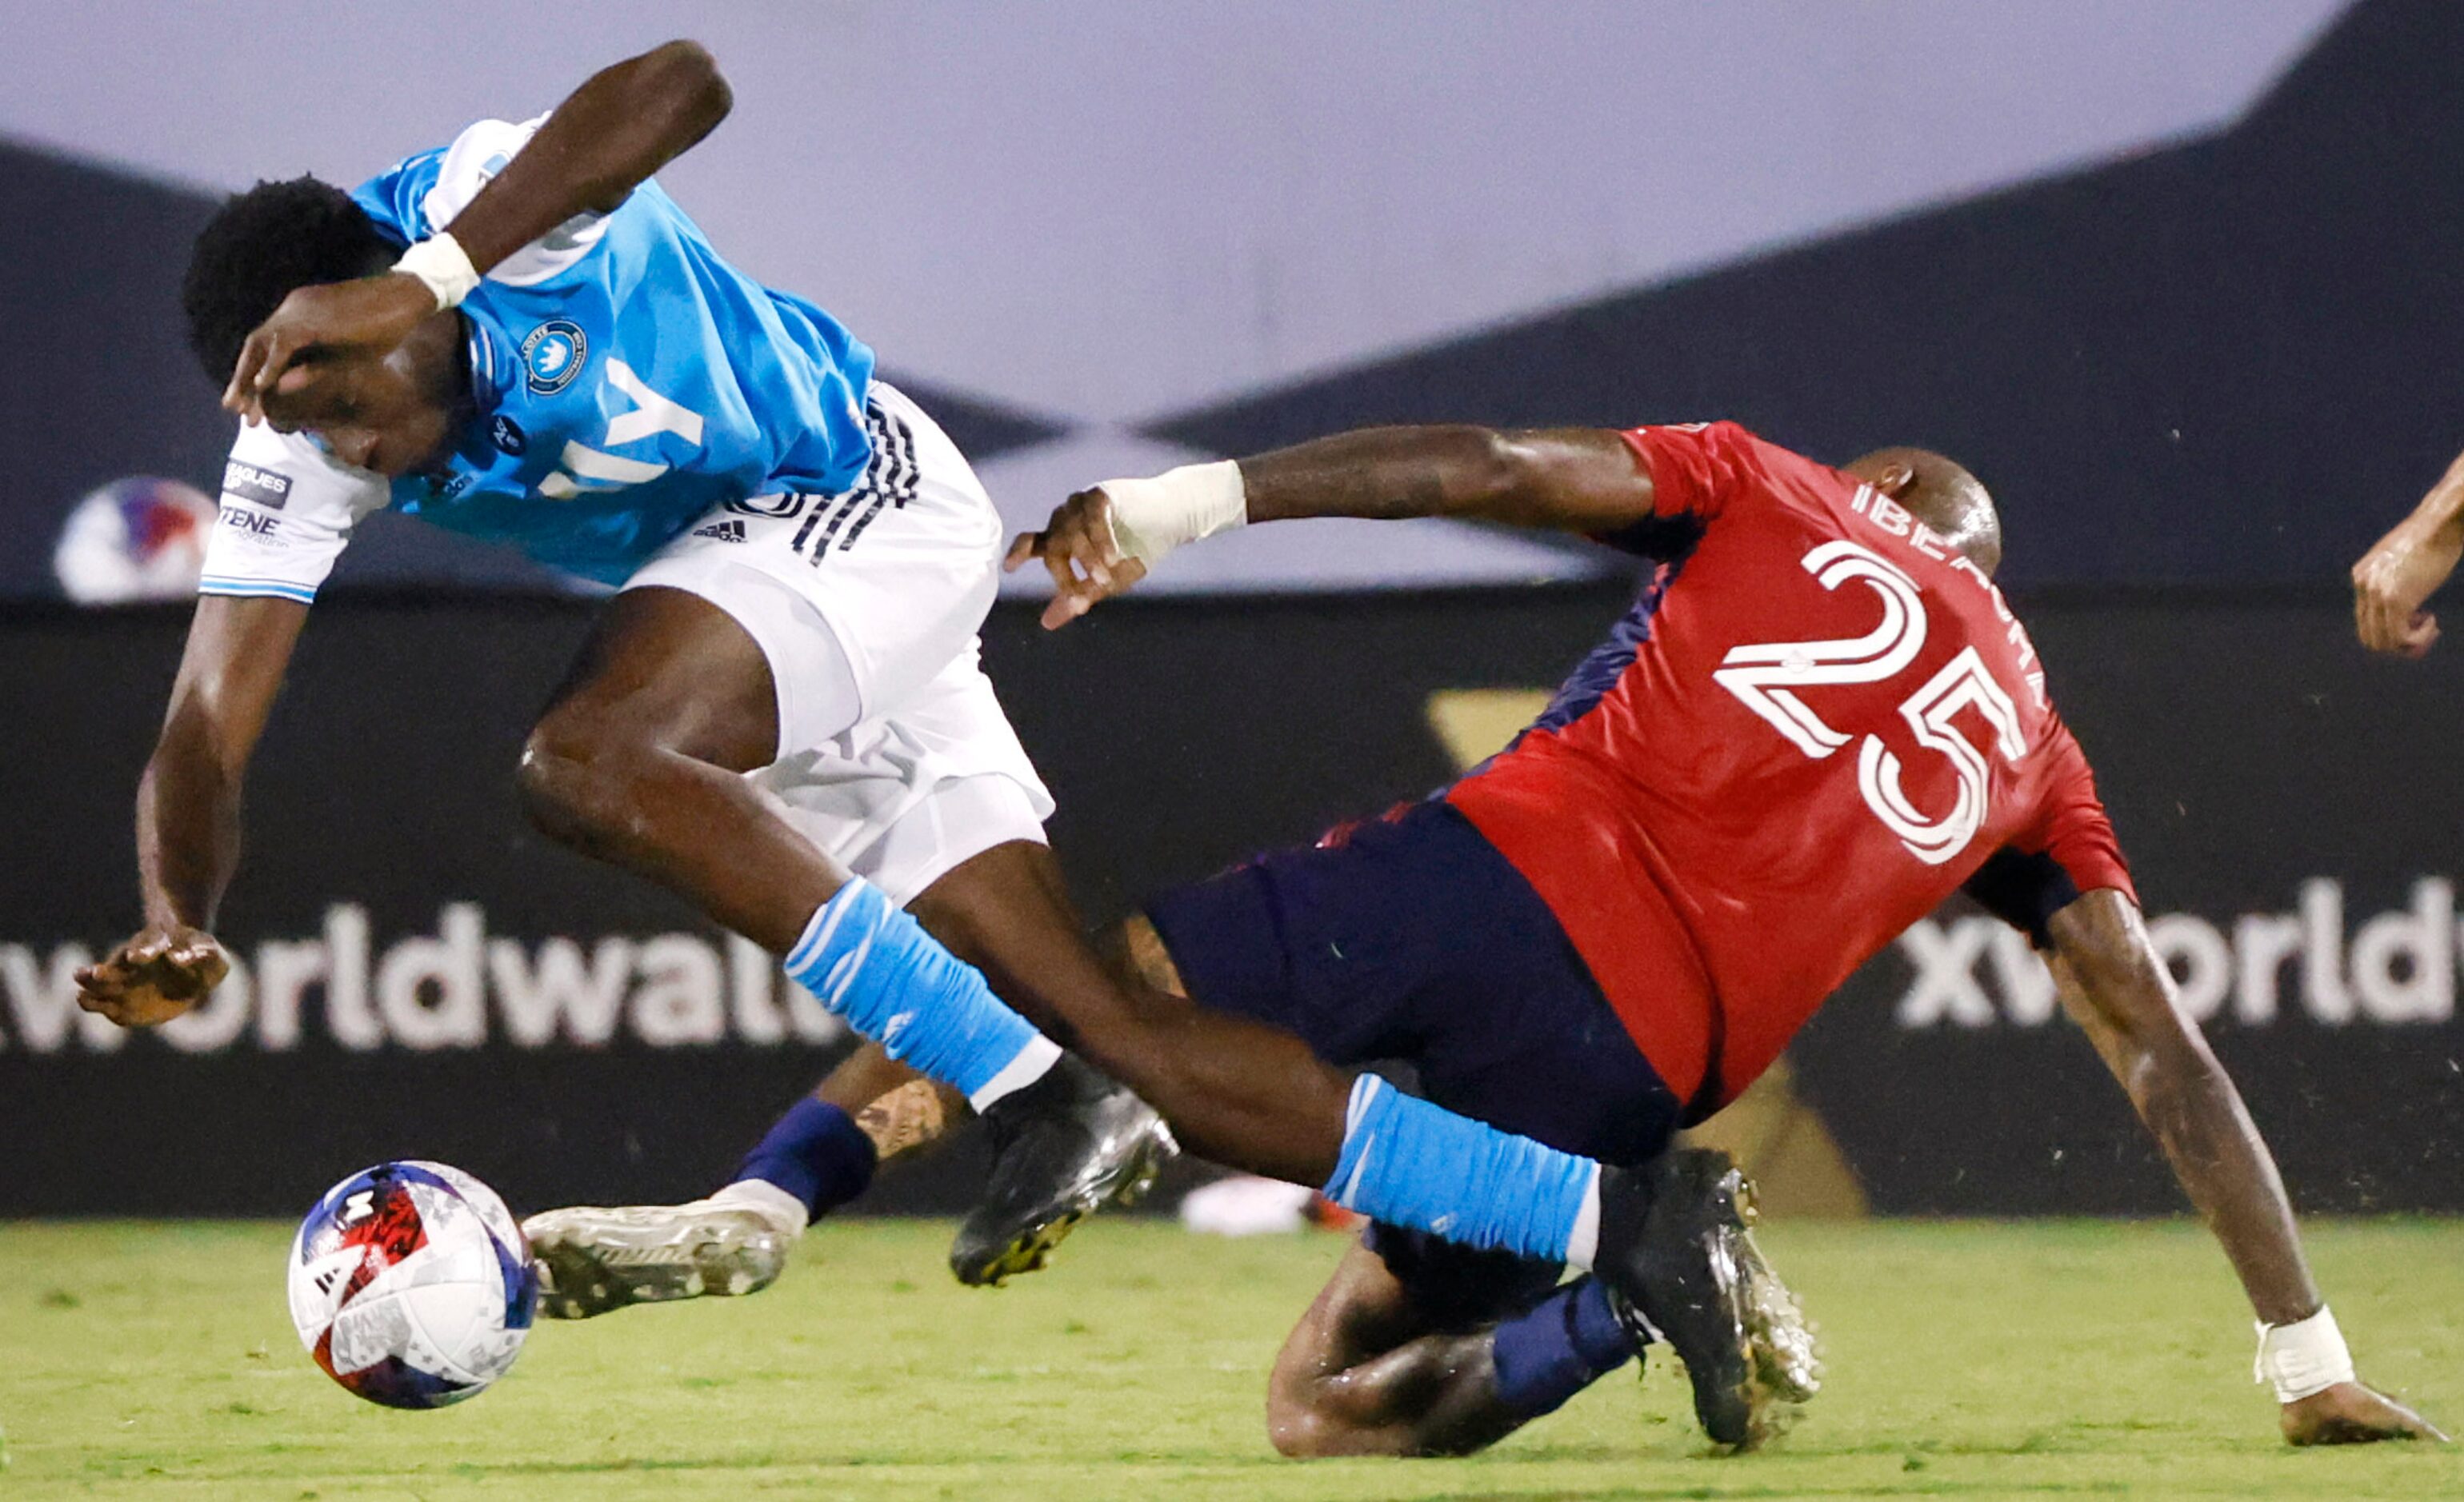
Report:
2353,446,2464,657
1006,425,1650,628
2044,889,2446,1446
225,41,733,418
75,595,308,1028
414,39,732,269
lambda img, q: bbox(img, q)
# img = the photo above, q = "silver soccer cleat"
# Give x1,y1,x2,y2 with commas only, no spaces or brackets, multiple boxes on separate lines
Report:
523,1187,801,1320
1732,1197,1822,1408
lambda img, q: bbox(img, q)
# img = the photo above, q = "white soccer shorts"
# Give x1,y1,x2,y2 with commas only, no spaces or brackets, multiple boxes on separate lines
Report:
622,381,1054,905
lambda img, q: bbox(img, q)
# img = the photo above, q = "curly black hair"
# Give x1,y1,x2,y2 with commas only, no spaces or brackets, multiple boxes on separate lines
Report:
181,176,400,385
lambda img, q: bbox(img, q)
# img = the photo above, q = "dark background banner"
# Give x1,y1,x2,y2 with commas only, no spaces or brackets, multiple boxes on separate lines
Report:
6,586,2463,1217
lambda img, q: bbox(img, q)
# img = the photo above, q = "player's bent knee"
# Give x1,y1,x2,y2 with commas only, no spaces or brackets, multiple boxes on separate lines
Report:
1265,1392,1394,1460
515,714,655,848
1266,1397,1338,1460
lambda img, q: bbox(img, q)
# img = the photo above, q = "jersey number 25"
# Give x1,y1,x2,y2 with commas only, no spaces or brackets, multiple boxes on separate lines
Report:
1713,540,2026,865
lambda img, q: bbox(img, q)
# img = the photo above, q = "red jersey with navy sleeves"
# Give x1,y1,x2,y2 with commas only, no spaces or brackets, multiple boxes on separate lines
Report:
1444,422,2134,1116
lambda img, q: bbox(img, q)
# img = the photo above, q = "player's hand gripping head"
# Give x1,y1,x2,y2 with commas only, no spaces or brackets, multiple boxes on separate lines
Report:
182,177,466,475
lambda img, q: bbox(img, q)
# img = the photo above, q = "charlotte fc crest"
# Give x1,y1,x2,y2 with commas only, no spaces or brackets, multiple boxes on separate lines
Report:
521,319,588,395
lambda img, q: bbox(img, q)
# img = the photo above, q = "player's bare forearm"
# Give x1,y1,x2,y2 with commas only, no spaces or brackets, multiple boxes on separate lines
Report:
2045,892,2319,1324
2037,930,2437,1448
447,41,733,272
1238,425,1657,535
1010,426,1658,626
2405,449,2464,537
81,597,307,1025
139,597,306,925
138,704,246,931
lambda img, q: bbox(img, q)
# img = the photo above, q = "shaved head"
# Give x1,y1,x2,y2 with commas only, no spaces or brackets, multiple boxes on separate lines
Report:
1843,447,2001,575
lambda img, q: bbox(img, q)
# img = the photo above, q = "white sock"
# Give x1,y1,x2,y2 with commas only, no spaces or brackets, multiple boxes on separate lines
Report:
967,1033,1063,1112
1563,1172,1603,1272
708,1176,812,1240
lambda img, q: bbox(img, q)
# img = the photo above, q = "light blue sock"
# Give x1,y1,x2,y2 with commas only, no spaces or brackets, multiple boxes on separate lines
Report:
1322,1075,1603,1266
784,878,1061,1110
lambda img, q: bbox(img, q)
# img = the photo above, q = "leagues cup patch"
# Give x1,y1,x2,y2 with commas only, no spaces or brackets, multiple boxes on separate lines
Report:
490,415,527,455
222,460,293,510
520,320,587,395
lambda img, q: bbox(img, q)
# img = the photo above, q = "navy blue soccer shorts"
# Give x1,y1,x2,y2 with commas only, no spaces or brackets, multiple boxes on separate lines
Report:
1144,797,1684,1326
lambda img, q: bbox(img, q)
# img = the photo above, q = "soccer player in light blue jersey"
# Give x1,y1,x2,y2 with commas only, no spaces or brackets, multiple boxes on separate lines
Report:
76,41,1176,1288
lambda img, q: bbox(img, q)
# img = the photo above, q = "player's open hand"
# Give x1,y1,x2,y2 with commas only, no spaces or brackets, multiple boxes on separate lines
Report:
2352,515,2461,658
74,925,233,1029
223,272,438,424
1006,488,1149,630
2281,1380,2448,1445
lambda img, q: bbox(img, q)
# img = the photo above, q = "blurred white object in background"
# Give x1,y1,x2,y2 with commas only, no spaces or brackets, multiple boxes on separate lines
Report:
1181,1175,1314,1236
1178,1173,1366,1237
54,476,215,603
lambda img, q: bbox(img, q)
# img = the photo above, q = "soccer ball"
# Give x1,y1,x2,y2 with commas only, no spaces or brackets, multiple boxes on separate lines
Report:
287,1161,538,1408
51,476,216,604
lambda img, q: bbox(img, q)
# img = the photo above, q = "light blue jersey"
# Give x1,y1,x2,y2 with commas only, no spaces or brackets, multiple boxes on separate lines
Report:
202,114,874,600
355,116,875,585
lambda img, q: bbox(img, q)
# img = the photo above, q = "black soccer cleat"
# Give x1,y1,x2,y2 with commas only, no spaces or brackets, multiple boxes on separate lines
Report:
1595,1147,1814,1451
948,1054,1178,1287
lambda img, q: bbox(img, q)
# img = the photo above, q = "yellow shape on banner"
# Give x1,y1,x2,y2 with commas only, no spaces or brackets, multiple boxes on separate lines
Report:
1423,689,1870,1218
1680,1060,1870,1219
1424,688,1552,770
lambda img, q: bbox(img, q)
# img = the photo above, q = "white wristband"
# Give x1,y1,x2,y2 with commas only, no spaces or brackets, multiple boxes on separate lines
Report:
394,233,481,310
2254,1305,2354,1404
1097,460,1246,566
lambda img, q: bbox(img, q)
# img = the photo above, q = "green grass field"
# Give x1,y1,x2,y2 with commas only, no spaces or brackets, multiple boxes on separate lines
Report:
2,1218,2458,1500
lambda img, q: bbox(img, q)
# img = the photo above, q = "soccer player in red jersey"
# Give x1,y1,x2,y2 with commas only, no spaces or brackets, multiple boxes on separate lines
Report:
1005,420,2439,1453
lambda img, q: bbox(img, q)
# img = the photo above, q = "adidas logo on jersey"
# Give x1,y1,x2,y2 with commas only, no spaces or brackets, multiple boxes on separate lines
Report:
691,520,747,543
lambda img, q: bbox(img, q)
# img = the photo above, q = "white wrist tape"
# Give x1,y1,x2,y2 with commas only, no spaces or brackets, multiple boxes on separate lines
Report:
2254,1305,2354,1404
1098,460,1246,566
394,233,481,310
